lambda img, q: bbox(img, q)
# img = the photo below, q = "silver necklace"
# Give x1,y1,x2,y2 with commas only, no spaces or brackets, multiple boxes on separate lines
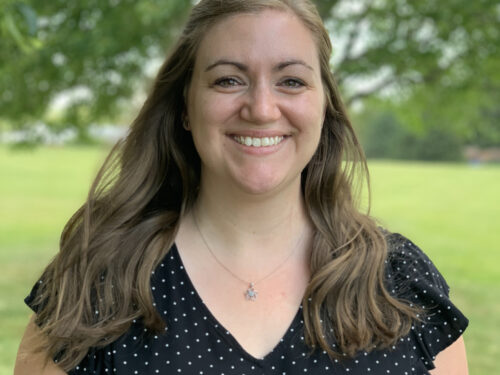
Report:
193,211,304,301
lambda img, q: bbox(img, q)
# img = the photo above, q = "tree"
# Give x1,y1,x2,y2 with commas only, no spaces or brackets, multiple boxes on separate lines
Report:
353,50,500,160
315,0,499,105
0,0,192,138
354,99,465,161
0,0,498,141
317,0,500,151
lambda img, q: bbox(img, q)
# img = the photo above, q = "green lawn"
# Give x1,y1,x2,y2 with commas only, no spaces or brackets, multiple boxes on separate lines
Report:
1,146,499,374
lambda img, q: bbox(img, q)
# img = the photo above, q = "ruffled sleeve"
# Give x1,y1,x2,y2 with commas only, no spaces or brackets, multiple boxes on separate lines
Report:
24,278,44,313
24,280,113,374
385,233,469,372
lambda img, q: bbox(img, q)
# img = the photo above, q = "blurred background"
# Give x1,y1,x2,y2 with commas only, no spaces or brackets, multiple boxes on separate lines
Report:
0,0,499,373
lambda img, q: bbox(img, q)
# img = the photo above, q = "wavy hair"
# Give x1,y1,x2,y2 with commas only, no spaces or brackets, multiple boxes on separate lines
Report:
31,0,417,371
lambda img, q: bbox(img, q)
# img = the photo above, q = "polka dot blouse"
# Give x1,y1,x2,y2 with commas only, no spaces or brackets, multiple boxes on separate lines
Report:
25,233,468,374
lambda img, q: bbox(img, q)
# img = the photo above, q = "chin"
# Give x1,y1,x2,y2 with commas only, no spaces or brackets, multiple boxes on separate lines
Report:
233,172,298,197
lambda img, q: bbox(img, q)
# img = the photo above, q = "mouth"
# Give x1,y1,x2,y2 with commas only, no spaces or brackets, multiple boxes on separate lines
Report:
231,135,287,148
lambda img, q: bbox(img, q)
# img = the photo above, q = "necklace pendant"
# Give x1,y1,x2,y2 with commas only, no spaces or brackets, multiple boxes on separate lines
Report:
245,283,257,301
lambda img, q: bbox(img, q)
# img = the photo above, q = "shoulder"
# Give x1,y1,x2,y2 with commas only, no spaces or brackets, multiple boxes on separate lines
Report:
384,232,450,300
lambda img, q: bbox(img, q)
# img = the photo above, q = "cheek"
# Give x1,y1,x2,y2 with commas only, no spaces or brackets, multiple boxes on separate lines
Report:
190,93,237,132
284,94,325,133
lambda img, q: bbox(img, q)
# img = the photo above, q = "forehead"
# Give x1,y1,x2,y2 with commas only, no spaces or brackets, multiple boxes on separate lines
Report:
193,9,320,72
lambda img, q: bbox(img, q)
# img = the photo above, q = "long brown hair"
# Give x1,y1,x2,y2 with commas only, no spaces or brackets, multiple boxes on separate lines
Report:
31,0,417,370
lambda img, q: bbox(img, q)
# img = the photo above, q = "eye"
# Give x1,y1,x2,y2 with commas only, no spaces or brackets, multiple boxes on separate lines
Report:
279,78,306,89
213,77,243,88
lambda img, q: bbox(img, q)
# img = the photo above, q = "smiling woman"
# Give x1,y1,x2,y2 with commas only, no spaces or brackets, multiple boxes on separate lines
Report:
15,1,468,375
187,10,325,196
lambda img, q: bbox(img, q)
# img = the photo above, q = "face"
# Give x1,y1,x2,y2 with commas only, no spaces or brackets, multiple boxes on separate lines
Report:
187,9,326,196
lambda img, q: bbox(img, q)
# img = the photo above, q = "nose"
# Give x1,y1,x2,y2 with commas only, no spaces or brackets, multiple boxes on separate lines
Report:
240,82,281,124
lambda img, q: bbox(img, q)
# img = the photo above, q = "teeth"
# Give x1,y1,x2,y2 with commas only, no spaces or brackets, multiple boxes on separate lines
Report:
234,136,284,147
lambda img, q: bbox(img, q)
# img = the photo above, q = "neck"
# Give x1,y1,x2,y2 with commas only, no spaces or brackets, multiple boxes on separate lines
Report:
191,173,312,258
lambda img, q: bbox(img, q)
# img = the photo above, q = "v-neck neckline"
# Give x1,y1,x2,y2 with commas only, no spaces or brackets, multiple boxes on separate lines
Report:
171,243,304,365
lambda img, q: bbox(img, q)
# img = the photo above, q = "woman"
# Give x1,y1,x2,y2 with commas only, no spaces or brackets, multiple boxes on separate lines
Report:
15,0,468,374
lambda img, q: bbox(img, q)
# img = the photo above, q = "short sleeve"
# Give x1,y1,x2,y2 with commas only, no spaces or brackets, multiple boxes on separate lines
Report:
385,233,469,372
24,278,44,313
24,280,113,374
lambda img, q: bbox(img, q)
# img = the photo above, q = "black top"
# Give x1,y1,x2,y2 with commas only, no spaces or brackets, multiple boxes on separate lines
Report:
25,234,468,375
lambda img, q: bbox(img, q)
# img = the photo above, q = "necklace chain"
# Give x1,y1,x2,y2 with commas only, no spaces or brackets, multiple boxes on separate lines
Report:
193,210,304,301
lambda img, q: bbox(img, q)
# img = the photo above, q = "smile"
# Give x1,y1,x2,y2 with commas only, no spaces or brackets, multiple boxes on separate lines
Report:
232,135,285,148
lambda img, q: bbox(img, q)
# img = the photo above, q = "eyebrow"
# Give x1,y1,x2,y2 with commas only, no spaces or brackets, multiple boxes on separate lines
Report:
204,59,314,72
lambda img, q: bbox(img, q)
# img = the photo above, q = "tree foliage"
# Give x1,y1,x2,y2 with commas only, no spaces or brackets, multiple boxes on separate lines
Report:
0,0,498,145
354,100,465,161
317,0,499,104
317,0,499,148
0,0,191,136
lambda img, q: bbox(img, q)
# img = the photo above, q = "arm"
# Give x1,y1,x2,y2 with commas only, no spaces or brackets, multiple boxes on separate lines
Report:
14,314,67,375
430,336,469,375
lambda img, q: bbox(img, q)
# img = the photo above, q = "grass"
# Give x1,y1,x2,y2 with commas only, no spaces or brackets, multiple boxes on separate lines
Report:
0,146,107,374
366,161,500,373
1,146,498,374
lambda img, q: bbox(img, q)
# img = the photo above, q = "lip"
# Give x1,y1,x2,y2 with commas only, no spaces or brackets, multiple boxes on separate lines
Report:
227,131,290,138
226,134,289,155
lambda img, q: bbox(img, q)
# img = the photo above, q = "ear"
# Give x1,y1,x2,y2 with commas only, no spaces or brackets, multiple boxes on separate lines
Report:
182,113,191,131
